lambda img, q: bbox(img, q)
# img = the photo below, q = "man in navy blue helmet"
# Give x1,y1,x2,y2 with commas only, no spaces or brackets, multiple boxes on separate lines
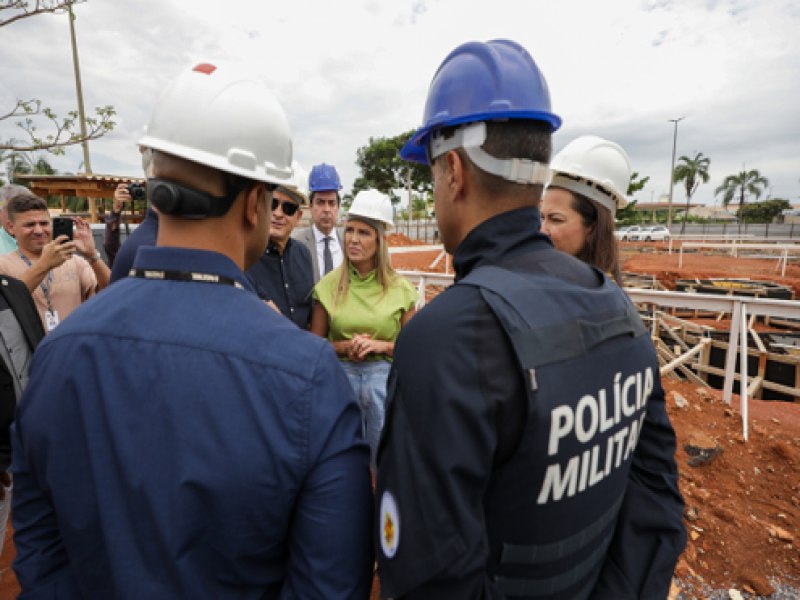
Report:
12,62,373,599
375,39,686,599
294,162,345,282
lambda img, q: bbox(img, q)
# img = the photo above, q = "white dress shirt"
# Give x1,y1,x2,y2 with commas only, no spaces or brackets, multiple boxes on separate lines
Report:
312,224,343,279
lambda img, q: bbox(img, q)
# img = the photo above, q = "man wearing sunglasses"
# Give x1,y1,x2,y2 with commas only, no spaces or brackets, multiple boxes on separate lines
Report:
247,185,314,328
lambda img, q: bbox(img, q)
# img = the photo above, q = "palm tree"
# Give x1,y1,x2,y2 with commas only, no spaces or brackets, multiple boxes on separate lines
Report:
715,168,769,233
673,152,711,234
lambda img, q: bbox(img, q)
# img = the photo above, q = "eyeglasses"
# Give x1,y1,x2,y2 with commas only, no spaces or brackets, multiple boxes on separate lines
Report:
272,197,300,216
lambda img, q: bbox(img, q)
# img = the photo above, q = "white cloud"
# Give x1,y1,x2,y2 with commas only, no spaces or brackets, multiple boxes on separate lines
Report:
1,0,797,204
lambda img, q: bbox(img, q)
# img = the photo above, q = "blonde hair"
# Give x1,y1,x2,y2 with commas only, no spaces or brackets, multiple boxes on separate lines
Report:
332,217,397,308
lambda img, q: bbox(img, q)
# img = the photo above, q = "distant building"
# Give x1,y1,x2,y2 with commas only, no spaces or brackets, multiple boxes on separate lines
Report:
630,200,736,222
778,206,800,224
686,205,737,221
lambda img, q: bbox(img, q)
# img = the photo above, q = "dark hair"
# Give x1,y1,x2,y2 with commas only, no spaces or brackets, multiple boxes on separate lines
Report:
566,190,622,285
440,119,552,199
309,191,341,205
6,191,47,219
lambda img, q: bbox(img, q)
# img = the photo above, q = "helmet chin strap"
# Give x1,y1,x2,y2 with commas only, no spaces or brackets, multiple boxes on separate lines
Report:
429,122,551,186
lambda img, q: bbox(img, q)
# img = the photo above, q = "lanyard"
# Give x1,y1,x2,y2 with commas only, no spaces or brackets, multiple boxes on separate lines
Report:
129,268,244,289
17,251,55,313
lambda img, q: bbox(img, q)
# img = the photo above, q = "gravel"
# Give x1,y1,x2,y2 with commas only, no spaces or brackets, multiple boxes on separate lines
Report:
674,576,800,599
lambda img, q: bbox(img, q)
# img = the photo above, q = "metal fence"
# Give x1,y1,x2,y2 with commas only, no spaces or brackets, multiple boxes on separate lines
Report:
665,222,798,238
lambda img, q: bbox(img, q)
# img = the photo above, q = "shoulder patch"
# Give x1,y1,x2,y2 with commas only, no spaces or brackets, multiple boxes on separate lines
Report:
380,490,400,559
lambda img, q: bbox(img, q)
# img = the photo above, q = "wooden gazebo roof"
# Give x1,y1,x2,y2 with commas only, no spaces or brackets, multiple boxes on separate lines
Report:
15,173,144,222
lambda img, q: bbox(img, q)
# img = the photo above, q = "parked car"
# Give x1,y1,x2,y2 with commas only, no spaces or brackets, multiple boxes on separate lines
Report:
629,225,671,242
615,225,641,241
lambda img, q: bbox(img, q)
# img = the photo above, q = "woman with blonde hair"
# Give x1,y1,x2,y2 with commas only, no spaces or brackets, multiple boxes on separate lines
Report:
311,189,417,466
541,135,631,285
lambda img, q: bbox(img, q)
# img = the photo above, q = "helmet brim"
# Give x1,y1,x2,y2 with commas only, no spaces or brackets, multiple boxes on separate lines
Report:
400,110,562,165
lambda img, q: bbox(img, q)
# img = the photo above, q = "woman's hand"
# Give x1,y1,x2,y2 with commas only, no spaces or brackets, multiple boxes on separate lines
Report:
349,334,391,361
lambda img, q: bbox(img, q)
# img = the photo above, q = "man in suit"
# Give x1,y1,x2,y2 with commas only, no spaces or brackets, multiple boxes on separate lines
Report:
0,274,45,554
294,163,344,283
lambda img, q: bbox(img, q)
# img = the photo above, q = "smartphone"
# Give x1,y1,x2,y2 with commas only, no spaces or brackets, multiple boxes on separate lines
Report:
52,217,74,241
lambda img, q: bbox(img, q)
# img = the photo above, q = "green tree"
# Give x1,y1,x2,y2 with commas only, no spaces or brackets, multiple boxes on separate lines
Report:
715,168,769,232
411,195,428,218
738,198,790,223
353,130,432,209
673,152,711,234
0,1,116,160
611,172,648,226
8,152,57,178
615,200,638,225
626,171,649,196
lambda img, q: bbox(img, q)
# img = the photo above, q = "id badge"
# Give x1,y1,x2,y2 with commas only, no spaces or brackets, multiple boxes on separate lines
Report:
45,310,60,332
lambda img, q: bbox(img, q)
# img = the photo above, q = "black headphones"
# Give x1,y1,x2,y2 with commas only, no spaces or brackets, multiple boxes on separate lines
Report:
147,178,243,219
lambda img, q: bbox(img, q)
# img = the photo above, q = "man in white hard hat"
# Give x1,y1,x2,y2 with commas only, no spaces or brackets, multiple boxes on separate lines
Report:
11,62,373,598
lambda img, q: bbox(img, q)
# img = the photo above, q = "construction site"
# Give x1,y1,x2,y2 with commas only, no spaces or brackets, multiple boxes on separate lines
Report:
1,234,798,599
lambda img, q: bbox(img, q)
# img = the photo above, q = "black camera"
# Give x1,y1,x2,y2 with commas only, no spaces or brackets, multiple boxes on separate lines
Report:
127,182,146,201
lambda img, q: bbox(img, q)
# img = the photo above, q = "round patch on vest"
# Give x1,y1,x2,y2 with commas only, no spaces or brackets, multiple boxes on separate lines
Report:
380,490,400,559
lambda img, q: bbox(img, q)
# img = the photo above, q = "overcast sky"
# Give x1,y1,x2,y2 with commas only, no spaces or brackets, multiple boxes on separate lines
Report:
2,0,799,206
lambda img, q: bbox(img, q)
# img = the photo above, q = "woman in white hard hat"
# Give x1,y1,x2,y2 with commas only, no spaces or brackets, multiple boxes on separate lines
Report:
311,189,417,467
541,135,632,285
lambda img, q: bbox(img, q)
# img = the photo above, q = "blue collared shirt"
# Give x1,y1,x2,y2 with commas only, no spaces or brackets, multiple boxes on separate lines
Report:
12,246,373,599
247,238,314,329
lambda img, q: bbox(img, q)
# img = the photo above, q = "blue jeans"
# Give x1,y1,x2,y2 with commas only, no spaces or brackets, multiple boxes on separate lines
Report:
341,360,391,468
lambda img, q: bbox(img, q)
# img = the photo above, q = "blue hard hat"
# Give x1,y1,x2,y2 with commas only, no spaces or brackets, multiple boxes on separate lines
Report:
400,39,561,164
308,163,342,192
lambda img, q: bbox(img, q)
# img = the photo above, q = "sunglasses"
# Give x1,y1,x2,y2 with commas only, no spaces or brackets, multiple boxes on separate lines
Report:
272,198,300,216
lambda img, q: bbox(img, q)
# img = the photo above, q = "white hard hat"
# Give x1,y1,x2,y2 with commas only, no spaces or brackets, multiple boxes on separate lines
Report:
139,61,293,186
549,135,631,214
348,189,394,229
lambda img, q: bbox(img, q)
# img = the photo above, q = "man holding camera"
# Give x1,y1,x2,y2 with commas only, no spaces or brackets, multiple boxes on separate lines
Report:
0,190,110,331
103,182,132,268
109,181,159,282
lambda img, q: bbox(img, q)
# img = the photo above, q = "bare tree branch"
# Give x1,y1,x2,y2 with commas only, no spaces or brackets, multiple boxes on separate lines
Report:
0,103,115,154
1,1,115,157
0,0,86,28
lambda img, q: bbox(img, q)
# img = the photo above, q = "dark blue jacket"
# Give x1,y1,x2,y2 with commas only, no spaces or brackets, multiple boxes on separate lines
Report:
109,208,159,283
247,238,314,329
0,276,44,472
13,246,373,599
375,207,685,599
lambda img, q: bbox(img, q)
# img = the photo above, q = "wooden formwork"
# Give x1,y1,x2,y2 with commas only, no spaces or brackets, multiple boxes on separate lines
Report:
645,310,800,401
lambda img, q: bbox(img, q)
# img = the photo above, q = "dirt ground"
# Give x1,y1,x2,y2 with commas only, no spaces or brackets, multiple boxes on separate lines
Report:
664,380,799,598
621,243,800,298
0,240,797,599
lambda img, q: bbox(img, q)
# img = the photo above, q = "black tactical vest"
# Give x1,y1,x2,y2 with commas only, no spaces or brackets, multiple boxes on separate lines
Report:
460,266,657,600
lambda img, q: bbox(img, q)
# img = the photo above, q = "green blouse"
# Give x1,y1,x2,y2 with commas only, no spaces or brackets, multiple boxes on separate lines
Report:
313,263,418,357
